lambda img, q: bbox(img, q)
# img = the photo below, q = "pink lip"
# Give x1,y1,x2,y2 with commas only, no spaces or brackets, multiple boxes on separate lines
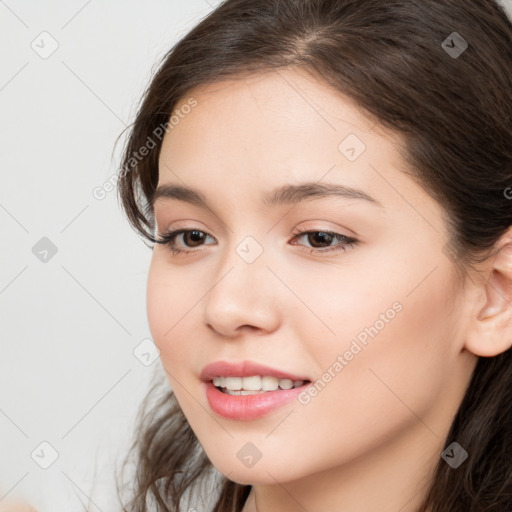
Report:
204,381,310,421
200,360,310,382
200,360,312,421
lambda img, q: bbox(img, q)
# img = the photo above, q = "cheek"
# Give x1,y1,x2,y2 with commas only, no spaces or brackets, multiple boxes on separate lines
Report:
146,261,170,349
292,243,454,363
146,256,196,366
302,266,457,438
289,251,457,420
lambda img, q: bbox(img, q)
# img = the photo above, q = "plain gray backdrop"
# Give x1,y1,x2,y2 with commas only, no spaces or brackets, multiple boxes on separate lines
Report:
1,1,511,511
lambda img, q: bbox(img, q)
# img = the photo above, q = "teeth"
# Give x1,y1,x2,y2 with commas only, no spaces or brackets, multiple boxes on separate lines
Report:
262,376,279,391
278,378,293,390
243,376,262,390
212,375,306,393
225,377,242,390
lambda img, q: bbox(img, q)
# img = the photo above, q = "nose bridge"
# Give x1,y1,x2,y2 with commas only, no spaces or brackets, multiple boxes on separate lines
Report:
211,233,270,301
202,232,280,335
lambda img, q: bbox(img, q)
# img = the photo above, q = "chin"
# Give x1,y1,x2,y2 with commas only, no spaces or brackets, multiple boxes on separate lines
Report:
213,459,302,486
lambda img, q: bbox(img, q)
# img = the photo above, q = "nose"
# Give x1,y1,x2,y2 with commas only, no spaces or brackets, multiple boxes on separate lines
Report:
203,245,281,338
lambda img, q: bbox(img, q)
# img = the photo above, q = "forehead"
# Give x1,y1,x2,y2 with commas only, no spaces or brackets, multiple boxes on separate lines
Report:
162,70,394,165
156,68,434,220
171,68,379,139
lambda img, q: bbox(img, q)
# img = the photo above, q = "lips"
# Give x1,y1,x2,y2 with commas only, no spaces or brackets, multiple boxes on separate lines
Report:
200,360,311,382
204,381,310,420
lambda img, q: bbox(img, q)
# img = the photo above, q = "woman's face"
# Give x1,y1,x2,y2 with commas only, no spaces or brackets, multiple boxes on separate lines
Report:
147,68,477,486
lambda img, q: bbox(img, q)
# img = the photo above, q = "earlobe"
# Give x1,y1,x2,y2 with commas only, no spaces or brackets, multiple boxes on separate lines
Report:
464,239,512,358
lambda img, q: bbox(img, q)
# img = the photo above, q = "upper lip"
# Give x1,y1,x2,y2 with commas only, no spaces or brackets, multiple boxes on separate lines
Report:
200,360,311,382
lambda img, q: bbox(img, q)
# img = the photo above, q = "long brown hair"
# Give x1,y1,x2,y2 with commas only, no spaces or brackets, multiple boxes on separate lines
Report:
114,1,512,510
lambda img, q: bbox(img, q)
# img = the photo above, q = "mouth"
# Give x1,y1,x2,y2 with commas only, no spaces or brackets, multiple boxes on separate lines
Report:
204,377,313,420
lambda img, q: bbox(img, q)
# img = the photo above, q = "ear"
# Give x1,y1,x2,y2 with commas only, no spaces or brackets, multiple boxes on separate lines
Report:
464,233,512,357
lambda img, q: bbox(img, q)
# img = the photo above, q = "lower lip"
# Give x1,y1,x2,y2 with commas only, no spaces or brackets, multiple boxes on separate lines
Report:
205,381,309,421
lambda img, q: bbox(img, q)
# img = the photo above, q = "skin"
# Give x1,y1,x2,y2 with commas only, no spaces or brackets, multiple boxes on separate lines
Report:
147,68,512,512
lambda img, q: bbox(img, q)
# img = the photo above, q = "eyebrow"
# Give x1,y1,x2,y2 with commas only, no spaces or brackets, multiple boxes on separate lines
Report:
150,181,383,210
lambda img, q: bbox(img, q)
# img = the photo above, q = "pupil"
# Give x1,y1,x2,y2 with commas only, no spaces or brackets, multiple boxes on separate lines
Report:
310,232,332,247
185,230,204,247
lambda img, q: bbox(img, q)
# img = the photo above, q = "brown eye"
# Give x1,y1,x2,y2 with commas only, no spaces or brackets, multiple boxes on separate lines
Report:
290,229,358,254
183,230,207,247
154,229,216,255
307,232,334,248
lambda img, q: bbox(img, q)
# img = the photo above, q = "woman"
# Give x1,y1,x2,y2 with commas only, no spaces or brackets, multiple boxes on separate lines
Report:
113,0,512,511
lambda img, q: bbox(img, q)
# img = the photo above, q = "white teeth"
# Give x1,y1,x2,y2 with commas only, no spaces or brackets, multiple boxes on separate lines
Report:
261,376,279,391
224,376,242,390
278,378,293,389
213,375,306,392
242,376,262,390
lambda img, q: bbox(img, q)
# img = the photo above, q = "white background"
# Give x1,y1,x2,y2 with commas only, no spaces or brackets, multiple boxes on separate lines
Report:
0,1,222,511
1,1,511,511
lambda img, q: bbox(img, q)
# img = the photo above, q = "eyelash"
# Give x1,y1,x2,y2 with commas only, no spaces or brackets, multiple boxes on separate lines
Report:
154,228,358,256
